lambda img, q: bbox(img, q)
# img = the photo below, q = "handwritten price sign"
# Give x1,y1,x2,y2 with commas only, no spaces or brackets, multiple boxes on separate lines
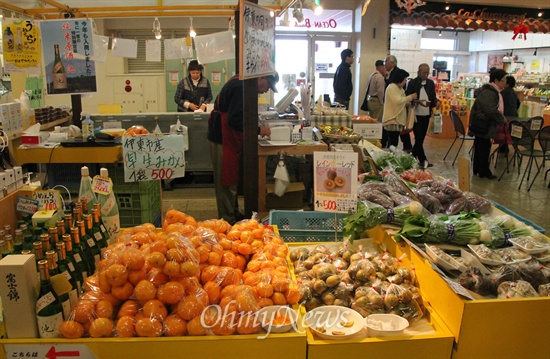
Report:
16,196,40,214
92,176,113,195
33,190,63,211
313,151,358,214
122,134,185,182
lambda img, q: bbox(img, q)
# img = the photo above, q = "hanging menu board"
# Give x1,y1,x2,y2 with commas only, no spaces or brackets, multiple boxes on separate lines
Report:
239,1,276,79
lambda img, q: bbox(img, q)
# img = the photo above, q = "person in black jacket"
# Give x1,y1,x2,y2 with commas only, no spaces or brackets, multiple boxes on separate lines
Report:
496,76,520,153
174,60,213,112
385,55,412,151
405,63,439,168
333,49,354,109
468,68,507,179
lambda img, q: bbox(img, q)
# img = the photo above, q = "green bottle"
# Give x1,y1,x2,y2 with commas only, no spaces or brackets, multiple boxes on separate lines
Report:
40,233,53,255
69,228,92,281
45,250,71,320
36,260,63,338
77,221,97,273
91,208,109,254
12,243,23,255
33,241,44,270
62,234,84,294
94,203,110,244
56,241,80,307
84,214,102,264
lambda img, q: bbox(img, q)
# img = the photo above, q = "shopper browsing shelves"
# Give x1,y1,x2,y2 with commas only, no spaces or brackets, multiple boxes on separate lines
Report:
383,69,417,148
385,55,412,151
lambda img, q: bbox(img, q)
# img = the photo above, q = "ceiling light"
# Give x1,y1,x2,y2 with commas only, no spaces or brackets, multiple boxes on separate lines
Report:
152,17,162,39
538,12,543,17
391,24,427,30
293,1,305,24
445,5,450,11
189,17,196,38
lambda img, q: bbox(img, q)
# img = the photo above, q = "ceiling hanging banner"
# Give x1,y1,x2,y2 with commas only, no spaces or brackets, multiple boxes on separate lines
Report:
145,39,162,62
93,34,109,63
111,37,138,58
194,30,235,64
2,18,41,75
39,19,97,95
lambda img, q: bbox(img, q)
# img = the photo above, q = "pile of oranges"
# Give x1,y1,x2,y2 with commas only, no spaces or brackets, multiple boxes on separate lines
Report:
59,210,299,338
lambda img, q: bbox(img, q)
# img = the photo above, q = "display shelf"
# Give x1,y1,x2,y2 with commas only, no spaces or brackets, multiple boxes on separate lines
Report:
6,117,70,141
371,226,550,359
14,145,122,165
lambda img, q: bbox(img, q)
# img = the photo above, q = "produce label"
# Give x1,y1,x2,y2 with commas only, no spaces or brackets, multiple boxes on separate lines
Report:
92,176,112,195
122,134,185,182
313,151,358,214
16,196,39,214
33,190,62,211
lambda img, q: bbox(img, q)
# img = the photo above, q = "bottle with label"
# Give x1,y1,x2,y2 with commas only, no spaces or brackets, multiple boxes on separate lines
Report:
61,234,83,294
48,227,60,253
14,27,23,52
82,215,101,267
45,250,71,320
91,208,108,255
56,220,66,237
69,228,92,280
82,113,95,140
52,44,68,92
36,260,63,338
93,203,110,244
3,27,14,52
22,234,34,252
55,243,79,309
79,167,97,211
33,241,44,269
40,233,53,255
97,168,120,240
13,229,23,247
4,234,13,253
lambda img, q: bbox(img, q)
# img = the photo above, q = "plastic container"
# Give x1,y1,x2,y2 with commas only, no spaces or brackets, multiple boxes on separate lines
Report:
82,113,94,140
268,210,346,242
304,305,364,340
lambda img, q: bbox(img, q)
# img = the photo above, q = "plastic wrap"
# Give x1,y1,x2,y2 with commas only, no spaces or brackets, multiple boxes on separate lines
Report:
497,281,539,298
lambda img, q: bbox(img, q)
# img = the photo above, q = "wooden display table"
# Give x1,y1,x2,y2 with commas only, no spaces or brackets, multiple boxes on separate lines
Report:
258,141,327,214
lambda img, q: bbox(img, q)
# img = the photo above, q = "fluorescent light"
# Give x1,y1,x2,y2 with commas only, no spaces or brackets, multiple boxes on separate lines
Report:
391,24,427,30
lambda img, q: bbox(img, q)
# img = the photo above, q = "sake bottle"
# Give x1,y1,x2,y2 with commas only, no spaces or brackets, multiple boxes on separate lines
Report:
70,228,92,280
79,167,97,213
97,168,120,240
81,216,100,267
36,260,63,338
93,203,110,243
62,234,84,294
91,208,108,255
56,242,80,308
45,250,71,320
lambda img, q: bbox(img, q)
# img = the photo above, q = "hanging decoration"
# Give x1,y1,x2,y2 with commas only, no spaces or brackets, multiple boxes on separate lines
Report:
394,0,426,15
512,21,529,40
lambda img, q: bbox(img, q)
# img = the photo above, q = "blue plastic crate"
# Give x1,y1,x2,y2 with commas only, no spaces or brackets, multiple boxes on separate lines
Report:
491,201,546,234
269,210,347,242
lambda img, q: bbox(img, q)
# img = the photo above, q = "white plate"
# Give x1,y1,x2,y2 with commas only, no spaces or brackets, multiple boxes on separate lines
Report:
467,244,506,266
460,249,492,275
365,313,409,337
256,305,298,333
425,245,466,272
304,306,364,340
508,236,550,254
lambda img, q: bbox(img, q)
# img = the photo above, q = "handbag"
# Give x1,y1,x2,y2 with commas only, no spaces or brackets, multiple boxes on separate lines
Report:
360,73,374,112
401,104,416,134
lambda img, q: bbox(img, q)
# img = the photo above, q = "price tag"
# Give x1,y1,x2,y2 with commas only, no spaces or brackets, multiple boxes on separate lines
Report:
33,190,63,211
16,196,40,214
92,176,113,195
313,151,358,214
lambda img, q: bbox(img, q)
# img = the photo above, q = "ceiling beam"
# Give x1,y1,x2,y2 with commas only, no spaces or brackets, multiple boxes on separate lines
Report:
0,1,33,16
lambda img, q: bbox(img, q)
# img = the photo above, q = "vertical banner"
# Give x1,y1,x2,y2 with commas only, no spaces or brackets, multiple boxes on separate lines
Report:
122,134,185,182
239,1,276,79
2,19,41,74
313,151,358,214
40,19,97,95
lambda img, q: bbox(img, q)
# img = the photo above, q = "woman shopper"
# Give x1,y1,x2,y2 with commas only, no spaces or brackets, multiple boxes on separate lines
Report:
382,68,417,148
469,68,507,179
174,60,213,112
496,75,520,154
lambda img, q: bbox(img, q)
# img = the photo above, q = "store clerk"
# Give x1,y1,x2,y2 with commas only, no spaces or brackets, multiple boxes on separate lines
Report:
174,60,213,112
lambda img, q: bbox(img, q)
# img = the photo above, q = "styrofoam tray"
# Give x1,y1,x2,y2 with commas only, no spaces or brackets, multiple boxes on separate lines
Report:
425,245,466,272
467,244,506,266
508,236,550,254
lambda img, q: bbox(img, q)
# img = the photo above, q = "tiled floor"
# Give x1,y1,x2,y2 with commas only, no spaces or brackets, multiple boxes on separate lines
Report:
162,135,549,233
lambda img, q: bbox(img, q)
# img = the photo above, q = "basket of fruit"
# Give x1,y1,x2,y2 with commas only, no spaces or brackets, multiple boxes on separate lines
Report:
318,125,362,145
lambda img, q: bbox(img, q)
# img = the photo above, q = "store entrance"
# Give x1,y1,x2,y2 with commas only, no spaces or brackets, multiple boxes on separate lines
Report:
274,35,350,107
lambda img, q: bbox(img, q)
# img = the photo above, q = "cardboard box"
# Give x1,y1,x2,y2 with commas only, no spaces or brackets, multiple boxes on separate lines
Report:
20,132,49,146
352,122,383,140
266,182,305,209
3,169,15,194
0,254,39,338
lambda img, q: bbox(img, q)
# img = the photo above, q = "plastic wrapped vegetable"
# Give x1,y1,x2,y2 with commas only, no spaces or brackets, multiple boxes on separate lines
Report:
414,188,444,214
388,201,427,226
343,201,387,242
497,281,539,299
463,192,492,214
382,283,424,324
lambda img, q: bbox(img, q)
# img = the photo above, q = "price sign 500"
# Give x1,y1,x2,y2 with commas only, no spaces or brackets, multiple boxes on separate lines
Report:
316,200,337,211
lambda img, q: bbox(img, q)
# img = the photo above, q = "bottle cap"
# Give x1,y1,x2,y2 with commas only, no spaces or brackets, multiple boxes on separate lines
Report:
100,168,109,177
81,166,89,176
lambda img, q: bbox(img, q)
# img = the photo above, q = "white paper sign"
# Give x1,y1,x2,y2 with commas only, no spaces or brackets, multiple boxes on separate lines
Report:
33,190,63,211
93,34,109,63
122,134,185,182
164,37,193,60
353,123,383,140
146,39,161,62
111,37,138,58
5,344,96,359
195,30,235,64
313,151,358,214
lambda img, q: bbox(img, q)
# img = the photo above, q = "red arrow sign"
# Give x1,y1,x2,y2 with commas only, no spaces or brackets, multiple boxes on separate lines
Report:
46,347,80,359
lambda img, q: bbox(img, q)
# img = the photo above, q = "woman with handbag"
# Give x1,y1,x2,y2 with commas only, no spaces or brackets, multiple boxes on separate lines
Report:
382,69,417,148
468,68,507,179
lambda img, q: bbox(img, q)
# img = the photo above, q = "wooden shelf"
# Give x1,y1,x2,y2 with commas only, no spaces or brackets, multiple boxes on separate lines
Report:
8,117,71,140
14,145,122,165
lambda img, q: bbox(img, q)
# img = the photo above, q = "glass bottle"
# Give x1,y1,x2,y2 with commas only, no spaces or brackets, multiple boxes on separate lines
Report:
0,240,5,258
3,225,12,238
48,227,60,254
52,44,67,92
69,228,92,281
93,203,110,244
62,234,84,294
56,220,66,237
41,233,52,254
91,208,108,254
33,241,44,270
22,234,34,252
36,259,63,338
97,168,120,239
80,167,97,214
0,230,4,244
45,250,71,319
84,214,101,264
12,243,23,255
77,221,97,272
14,229,23,246
3,27,14,52
56,241,80,304
19,223,31,240
64,214,73,235
4,234,14,253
